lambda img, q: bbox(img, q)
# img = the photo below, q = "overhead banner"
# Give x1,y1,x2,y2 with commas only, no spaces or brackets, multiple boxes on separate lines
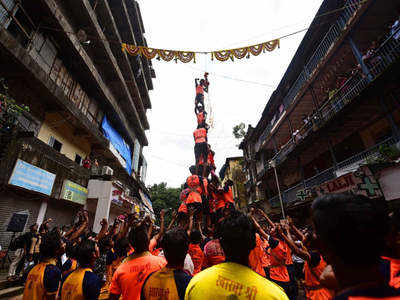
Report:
60,180,88,205
121,39,280,63
102,116,132,175
9,159,56,196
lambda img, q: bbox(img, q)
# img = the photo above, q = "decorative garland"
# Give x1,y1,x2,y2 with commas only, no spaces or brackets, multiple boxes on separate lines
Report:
121,38,279,63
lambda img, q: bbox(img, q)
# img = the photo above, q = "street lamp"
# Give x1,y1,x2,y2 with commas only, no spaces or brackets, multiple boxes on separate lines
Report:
270,160,285,219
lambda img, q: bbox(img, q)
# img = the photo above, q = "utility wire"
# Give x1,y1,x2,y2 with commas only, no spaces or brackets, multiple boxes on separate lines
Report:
219,0,367,49
37,1,366,54
183,62,276,87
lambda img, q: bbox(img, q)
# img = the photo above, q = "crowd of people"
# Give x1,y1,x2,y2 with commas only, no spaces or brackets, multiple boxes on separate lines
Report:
10,73,400,300
12,192,400,300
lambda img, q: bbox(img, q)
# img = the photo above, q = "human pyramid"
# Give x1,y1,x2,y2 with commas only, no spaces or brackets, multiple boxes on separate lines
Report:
178,73,235,229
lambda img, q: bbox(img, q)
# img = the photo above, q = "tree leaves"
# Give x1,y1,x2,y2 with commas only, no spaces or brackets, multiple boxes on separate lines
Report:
148,182,181,225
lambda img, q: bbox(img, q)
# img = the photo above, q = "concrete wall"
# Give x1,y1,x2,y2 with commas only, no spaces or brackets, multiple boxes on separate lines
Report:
44,201,80,228
37,113,91,161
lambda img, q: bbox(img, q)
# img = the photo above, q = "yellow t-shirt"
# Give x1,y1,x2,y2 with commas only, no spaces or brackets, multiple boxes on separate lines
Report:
185,262,289,300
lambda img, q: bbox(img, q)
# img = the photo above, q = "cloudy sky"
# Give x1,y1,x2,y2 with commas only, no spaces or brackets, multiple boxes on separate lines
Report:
138,0,323,187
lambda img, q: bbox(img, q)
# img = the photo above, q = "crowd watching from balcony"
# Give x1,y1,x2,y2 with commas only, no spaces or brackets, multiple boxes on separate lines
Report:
270,11,400,160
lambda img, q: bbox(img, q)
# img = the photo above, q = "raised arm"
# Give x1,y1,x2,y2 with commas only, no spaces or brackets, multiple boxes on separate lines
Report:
250,215,269,241
152,209,167,243
167,210,178,230
69,220,88,241
187,209,195,236
95,218,109,242
288,217,305,242
256,208,275,229
278,224,311,261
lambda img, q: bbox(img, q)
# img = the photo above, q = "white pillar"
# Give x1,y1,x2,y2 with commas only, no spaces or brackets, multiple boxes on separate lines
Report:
88,180,112,233
36,201,48,226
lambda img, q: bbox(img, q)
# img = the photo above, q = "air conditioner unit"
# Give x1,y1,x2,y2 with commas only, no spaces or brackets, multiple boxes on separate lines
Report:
101,166,114,176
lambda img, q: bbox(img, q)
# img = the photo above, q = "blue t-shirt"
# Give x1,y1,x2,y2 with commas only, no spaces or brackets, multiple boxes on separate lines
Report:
60,270,102,299
44,264,61,293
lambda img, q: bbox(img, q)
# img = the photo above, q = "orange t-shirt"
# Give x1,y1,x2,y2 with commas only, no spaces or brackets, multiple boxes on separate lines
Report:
196,178,208,196
188,243,205,275
187,175,200,189
215,192,225,210
197,112,205,125
223,187,234,204
282,240,293,265
304,253,333,300
249,234,266,277
186,191,202,204
110,253,166,300
196,85,204,95
268,239,290,282
382,256,400,289
178,202,188,213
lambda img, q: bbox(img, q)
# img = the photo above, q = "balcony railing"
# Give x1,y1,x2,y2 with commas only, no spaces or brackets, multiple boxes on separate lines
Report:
267,136,399,208
283,1,362,108
336,136,397,170
269,30,400,168
257,1,365,151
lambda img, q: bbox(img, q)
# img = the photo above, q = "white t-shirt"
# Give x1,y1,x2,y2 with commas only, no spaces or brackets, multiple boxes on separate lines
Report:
158,250,194,275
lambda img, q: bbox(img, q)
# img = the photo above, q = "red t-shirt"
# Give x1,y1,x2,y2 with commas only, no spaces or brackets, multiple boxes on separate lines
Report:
110,253,166,300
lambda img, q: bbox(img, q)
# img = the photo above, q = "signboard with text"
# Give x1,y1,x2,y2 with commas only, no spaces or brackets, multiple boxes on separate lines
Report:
60,180,88,205
9,159,56,196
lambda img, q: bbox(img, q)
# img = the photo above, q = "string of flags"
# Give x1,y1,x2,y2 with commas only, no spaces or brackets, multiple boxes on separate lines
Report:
121,39,280,63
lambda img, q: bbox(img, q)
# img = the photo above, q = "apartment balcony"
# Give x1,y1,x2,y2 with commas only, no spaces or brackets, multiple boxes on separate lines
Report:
0,133,90,199
268,32,400,169
255,0,368,151
268,136,398,208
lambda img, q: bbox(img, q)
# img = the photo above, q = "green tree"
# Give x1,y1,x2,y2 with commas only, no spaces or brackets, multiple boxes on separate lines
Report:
232,123,246,139
0,78,29,129
148,182,181,225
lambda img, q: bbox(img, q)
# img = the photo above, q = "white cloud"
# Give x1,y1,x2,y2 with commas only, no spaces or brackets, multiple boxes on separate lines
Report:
138,0,323,187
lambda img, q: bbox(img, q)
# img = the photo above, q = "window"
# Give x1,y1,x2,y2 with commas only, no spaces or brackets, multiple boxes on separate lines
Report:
75,154,82,165
49,136,62,152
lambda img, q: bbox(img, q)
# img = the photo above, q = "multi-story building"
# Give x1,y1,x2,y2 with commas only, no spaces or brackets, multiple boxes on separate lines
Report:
220,156,247,209
0,0,155,244
241,0,400,220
